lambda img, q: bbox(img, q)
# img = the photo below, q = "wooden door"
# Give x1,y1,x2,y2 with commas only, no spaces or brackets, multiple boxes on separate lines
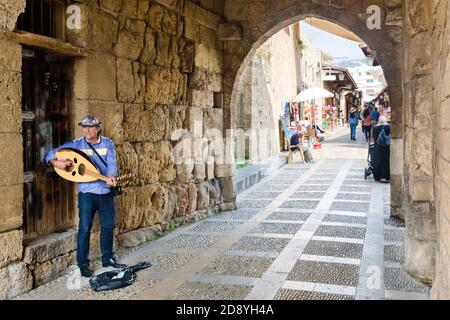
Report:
22,48,75,241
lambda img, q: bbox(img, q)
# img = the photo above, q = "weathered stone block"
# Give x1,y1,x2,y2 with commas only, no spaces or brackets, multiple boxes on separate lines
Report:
116,142,139,184
204,108,223,137
390,138,403,176
140,29,157,65
33,254,74,286
177,161,195,183
209,48,223,73
121,0,138,18
0,230,22,268
195,43,210,69
217,176,236,203
123,104,168,142
0,71,21,133
410,177,434,202
73,53,117,102
406,201,436,241
193,137,209,163
117,58,136,103
187,183,198,214
193,163,206,182
192,89,214,107
437,157,450,190
0,185,22,233
196,182,210,210
162,9,178,35
155,31,172,67
404,233,435,284
179,38,196,73
404,128,432,177
219,202,236,212
0,0,26,31
154,0,178,11
87,9,118,51
135,141,176,184
0,134,22,187
184,0,196,17
199,25,216,47
217,22,242,40
145,66,184,105
116,187,138,232
208,179,222,204
23,229,77,264
0,262,32,299
184,18,199,41
0,40,21,72
208,73,222,92
206,156,215,180
138,0,150,19
189,68,208,90
113,20,146,60
137,184,169,227
100,0,122,13
117,229,147,248
187,107,203,138
168,105,188,138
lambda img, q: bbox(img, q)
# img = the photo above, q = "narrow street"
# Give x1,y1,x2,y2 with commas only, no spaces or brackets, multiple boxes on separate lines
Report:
17,128,430,300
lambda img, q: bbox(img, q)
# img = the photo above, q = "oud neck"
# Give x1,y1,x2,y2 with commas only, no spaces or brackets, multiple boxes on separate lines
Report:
86,169,109,182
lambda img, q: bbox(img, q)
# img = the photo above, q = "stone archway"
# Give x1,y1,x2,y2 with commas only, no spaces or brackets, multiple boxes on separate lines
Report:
221,0,447,299
222,2,404,217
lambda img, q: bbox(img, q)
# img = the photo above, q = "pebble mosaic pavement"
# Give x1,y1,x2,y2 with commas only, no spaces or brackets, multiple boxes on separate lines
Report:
16,129,430,300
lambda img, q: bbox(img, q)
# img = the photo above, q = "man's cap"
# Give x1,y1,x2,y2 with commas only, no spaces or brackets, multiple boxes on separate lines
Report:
79,114,102,127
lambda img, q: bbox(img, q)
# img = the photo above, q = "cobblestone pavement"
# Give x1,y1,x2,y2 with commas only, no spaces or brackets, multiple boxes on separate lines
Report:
16,128,430,300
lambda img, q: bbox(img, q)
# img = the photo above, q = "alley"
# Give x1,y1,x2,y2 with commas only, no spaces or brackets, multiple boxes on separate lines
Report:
16,128,429,300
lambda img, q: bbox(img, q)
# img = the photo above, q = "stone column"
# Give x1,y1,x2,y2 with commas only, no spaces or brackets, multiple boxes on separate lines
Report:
401,0,437,285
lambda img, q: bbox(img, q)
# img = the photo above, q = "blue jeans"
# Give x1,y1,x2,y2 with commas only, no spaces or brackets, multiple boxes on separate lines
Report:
350,123,357,140
77,192,116,268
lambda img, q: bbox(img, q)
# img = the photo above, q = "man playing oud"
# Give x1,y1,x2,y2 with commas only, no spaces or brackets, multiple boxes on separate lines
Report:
45,115,126,277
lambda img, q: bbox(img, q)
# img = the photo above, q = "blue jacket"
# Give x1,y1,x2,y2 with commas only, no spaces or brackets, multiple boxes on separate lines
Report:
348,112,359,125
45,136,118,195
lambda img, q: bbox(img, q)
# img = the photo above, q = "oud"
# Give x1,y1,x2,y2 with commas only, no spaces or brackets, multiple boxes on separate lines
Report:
53,148,131,184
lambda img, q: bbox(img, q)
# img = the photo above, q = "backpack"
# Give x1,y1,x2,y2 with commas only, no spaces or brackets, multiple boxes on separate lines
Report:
377,126,391,147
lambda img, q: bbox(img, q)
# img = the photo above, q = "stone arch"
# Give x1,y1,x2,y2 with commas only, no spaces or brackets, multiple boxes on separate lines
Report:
223,1,404,211
222,0,445,292
223,2,403,139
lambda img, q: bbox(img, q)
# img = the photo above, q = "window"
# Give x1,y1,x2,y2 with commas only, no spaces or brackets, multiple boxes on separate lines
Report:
366,89,375,93
16,0,66,40
367,79,374,83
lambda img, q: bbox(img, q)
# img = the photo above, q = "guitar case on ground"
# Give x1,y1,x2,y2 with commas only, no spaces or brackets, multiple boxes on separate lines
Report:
89,261,152,292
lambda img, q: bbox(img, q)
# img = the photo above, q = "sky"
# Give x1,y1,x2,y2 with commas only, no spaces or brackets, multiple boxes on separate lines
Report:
300,21,366,62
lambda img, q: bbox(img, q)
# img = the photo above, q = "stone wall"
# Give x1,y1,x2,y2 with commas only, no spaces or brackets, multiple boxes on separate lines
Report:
68,0,228,251
427,0,450,300
401,0,435,285
233,24,302,164
0,0,229,297
0,0,31,299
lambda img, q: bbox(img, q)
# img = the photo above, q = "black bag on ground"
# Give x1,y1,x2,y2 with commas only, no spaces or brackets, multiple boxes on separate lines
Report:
89,261,152,292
